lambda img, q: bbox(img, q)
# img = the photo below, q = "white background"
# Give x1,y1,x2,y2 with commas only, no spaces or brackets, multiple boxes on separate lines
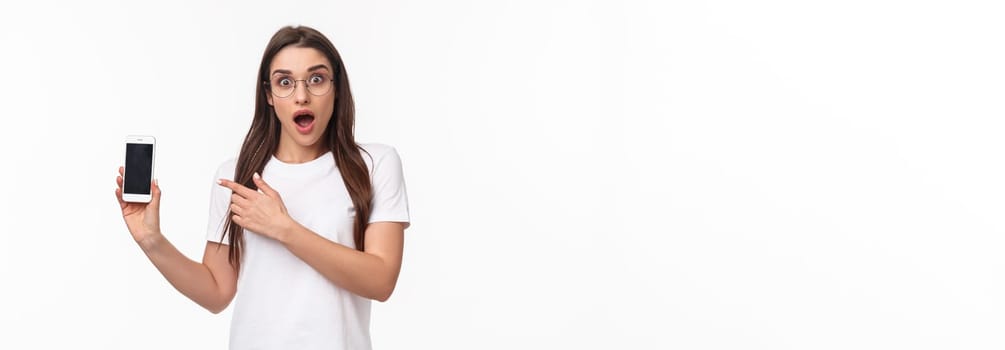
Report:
1,0,1004,349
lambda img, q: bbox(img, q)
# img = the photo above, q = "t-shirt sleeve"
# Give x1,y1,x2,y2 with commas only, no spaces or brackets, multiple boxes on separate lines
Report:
368,146,411,229
206,160,236,244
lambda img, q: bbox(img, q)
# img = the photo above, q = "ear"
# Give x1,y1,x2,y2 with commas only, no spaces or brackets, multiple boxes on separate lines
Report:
263,80,274,106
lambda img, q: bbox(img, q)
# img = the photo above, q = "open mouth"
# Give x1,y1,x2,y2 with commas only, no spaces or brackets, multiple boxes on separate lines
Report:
294,113,315,127
292,110,316,133
291,109,317,134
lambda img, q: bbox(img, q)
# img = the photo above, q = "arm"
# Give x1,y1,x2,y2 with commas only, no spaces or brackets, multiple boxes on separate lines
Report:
280,221,404,302
139,237,239,313
219,174,404,301
116,167,238,313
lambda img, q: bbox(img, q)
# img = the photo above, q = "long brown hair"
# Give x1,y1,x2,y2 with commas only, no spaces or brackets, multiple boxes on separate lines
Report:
222,25,373,267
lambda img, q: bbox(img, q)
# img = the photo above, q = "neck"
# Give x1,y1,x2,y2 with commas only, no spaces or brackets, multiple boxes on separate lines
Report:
274,138,327,164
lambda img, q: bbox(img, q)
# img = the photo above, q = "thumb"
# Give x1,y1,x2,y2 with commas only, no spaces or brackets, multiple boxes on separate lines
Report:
252,173,279,198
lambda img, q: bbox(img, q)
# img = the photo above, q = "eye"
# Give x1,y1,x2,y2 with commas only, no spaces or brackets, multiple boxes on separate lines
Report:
275,77,293,87
308,74,326,85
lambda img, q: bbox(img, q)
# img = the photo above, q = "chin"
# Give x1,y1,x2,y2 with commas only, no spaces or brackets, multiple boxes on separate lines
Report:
296,135,325,148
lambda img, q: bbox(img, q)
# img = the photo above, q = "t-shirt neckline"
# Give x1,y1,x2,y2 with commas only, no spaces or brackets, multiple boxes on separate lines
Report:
269,151,334,169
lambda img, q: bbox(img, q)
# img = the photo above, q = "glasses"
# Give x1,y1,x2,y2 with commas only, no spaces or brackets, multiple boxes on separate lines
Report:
266,73,334,98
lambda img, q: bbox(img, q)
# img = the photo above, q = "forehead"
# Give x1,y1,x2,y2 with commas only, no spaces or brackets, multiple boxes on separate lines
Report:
270,46,332,74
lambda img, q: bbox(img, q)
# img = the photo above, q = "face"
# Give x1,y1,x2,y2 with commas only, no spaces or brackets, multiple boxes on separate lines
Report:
266,46,336,153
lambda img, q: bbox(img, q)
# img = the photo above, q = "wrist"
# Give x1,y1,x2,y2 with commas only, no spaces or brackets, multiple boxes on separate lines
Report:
278,217,301,245
137,231,165,252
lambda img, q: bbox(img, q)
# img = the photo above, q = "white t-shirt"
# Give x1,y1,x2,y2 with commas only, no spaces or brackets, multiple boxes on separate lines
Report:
205,143,410,350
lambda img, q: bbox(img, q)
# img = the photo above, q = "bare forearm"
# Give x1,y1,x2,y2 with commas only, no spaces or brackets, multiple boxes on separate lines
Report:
280,225,397,301
137,234,232,313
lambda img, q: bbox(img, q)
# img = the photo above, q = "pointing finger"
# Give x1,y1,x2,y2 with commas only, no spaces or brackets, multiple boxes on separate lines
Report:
252,173,279,198
218,178,257,199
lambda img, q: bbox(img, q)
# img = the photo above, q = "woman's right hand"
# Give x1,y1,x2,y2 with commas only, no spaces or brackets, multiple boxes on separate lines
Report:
115,166,163,244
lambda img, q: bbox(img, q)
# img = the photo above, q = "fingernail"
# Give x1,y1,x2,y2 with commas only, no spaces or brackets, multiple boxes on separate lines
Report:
217,179,223,185
154,179,159,186
253,173,261,179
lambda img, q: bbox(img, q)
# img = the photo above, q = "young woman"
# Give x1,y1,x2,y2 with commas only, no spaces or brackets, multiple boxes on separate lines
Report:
114,25,410,349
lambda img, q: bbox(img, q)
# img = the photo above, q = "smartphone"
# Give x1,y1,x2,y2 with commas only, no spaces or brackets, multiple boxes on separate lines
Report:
122,135,156,203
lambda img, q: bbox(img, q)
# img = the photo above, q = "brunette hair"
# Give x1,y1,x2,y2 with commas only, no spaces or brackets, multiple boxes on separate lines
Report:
222,25,372,267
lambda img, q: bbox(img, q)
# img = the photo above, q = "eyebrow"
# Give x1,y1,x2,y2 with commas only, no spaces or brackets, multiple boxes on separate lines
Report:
271,64,331,76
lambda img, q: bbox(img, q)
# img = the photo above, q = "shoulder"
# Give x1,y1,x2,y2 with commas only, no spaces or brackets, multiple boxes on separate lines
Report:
214,157,239,179
358,142,398,159
356,143,405,177
358,142,401,166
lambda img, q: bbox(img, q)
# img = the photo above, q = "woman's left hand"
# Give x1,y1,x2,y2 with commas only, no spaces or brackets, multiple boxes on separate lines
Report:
218,173,295,242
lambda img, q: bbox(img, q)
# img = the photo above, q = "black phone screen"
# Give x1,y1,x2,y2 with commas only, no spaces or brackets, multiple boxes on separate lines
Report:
124,143,153,195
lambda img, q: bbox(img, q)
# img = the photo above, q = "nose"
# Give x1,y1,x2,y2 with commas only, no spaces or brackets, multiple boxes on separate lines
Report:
294,81,310,104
